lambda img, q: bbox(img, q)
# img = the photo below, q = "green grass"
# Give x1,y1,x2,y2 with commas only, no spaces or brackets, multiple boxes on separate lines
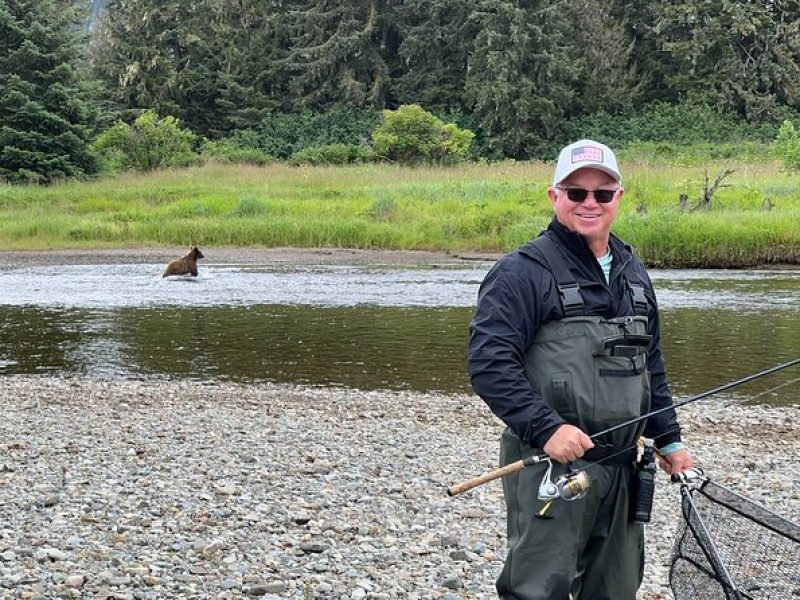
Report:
0,159,798,267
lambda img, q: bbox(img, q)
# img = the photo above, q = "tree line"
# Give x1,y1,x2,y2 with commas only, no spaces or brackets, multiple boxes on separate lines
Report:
2,0,800,183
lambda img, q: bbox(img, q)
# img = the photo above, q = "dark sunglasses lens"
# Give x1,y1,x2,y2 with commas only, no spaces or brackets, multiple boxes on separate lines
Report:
565,188,615,203
566,188,589,202
594,190,615,203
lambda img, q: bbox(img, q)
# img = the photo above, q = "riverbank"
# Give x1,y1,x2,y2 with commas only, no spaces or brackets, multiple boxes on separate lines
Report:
0,247,500,269
1,377,797,599
1,247,799,273
1,162,798,267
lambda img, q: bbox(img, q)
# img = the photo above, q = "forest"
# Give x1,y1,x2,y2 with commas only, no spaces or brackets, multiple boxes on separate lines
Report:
2,0,800,183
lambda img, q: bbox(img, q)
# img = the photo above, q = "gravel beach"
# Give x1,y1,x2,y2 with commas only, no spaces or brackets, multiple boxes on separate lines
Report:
1,248,797,598
1,377,797,599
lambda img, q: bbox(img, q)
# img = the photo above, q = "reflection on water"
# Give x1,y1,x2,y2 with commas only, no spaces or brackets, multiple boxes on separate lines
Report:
0,265,798,405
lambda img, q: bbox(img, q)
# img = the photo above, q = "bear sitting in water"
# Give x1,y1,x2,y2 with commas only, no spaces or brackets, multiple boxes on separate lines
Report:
163,246,204,277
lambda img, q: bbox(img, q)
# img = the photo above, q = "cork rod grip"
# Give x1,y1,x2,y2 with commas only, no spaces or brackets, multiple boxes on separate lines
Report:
446,459,527,496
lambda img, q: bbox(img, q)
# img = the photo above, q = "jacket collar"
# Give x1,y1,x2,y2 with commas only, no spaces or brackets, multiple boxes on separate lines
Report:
520,216,634,266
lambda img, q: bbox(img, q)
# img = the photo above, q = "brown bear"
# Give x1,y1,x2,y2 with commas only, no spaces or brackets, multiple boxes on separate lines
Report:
163,246,204,277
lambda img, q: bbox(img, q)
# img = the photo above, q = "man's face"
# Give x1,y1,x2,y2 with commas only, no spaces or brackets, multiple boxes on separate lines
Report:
547,168,622,251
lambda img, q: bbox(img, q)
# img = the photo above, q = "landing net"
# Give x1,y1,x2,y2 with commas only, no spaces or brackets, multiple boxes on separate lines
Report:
669,475,800,600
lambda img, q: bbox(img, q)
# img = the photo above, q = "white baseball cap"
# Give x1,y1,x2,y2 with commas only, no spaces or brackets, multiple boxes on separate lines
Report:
552,139,622,186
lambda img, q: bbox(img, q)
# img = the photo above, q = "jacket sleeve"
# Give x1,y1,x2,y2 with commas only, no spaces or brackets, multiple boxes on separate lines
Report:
468,260,564,449
641,271,683,447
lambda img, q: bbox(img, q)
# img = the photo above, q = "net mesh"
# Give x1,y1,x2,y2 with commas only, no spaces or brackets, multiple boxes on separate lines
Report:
670,478,800,600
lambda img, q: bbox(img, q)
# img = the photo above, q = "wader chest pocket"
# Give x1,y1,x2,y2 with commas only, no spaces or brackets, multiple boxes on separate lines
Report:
600,334,650,358
594,353,649,424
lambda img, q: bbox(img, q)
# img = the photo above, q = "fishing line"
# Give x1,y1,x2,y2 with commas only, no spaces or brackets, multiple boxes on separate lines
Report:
723,375,800,407
447,358,800,497
578,377,799,476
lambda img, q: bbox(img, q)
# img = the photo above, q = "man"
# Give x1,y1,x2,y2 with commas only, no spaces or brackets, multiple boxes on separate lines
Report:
468,139,692,599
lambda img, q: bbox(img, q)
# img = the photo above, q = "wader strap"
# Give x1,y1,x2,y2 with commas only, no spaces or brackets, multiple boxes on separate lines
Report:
628,282,649,317
530,235,584,317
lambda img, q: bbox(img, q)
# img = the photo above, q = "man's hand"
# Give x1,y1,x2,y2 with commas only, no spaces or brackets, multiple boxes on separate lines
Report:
657,448,693,475
543,424,594,463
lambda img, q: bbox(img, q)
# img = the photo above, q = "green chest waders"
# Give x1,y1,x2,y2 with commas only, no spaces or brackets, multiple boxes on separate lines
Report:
497,236,652,600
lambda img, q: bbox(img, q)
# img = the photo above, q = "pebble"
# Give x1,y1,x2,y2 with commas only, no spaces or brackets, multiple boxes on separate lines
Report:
0,376,797,599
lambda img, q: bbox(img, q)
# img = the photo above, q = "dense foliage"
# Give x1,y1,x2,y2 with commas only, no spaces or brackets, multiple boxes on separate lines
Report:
0,0,98,183
371,104,474,163
91,109,198,171
4,0,800,181
87,0,800,152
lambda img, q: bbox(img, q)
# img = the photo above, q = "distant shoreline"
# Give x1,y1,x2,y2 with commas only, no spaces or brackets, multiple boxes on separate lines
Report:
0,246,500,269
1,246,797,271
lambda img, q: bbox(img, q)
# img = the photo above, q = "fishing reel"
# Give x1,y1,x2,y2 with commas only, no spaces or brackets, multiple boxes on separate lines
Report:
538,458,591,502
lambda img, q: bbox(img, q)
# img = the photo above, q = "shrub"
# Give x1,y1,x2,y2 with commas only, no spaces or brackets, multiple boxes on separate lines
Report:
92,110,199,172
371,104,475,164
773,120,800,171
288,143,374,166
202,136,273,165
256,107,380,159
231,194,270,217
560,97,782,152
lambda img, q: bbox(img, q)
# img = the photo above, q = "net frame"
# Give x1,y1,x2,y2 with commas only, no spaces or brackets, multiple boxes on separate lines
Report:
669,472,800,600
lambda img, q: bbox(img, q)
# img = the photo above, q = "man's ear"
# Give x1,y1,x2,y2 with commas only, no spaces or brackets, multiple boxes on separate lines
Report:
546,186,559,207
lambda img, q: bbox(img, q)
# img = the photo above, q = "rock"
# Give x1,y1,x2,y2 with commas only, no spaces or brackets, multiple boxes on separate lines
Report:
0,376,796,600
64,575,85,589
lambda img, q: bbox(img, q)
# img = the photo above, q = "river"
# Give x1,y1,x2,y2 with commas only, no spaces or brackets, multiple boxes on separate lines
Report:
0,261,798,405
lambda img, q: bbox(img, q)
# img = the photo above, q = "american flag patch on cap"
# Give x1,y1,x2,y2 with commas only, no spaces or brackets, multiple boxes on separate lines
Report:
571,146,603,163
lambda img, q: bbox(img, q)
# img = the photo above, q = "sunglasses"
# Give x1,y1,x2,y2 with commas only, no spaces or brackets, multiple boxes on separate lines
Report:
556,187,618,204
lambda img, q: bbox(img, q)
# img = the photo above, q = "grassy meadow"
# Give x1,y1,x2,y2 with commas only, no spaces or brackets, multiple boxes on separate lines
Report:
0,155,798,267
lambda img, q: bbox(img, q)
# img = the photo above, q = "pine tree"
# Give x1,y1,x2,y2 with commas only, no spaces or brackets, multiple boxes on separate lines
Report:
394,0,475,112
464,0,579,159
89,0,194,122
0,0,98,183
282,0,397,110
566,0,643,115
651,0,800,122
90,0,289,137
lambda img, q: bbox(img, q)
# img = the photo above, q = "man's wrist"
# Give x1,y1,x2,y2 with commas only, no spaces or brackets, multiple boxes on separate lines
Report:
657,442,685,455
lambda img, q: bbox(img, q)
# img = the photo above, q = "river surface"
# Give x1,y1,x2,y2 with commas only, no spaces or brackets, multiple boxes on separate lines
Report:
0,262,798,406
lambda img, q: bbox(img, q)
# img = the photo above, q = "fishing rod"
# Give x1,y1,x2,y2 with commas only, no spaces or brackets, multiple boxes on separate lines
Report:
447,357,800,497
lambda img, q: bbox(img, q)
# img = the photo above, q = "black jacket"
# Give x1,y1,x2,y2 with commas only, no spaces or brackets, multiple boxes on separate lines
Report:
468,217,682,450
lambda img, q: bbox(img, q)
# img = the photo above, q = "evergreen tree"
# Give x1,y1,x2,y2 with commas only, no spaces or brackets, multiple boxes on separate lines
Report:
0,0,98,183
464,0,579,159
566,0,643,116
90,0,288,136
282,0,398,110
652,0,800,122
179,0,290,136
394,0,475,112
90,0,186,120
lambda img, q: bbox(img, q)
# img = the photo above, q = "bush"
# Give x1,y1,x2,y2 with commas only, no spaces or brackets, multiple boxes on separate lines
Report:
773,120,800,171
255,107,380,159
560,97,782,152
92,110,199,172
202,134,273,165
371,104,475,164
288,144,374,166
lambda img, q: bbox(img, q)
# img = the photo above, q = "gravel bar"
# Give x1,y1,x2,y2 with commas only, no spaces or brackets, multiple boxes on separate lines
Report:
0,377,797,599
